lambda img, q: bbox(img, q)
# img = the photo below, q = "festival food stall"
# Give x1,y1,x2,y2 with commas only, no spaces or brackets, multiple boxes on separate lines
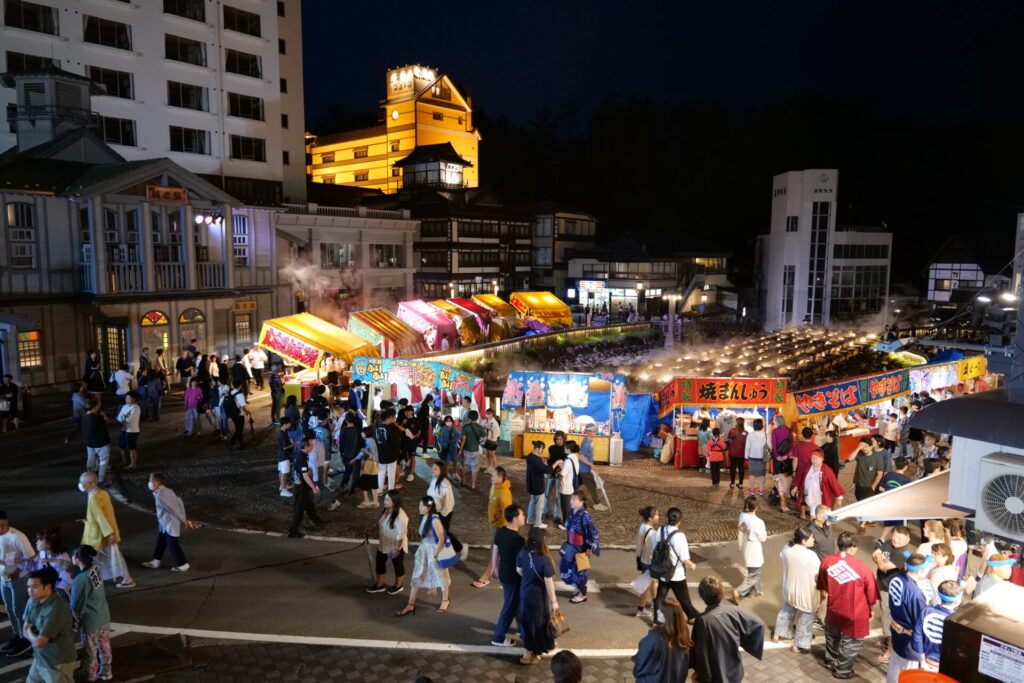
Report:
509,291,573,331
788,368,910,458
657,377,789,468
502,370,627,462
448,298,499,341
472,294,520,338
347,308,430,358
396,300,458,351
258,313,379,402
350,356,484,420
431,299,484,346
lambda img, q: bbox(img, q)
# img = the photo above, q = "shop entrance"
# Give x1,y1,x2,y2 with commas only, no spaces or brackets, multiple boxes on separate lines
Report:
94,324,127,375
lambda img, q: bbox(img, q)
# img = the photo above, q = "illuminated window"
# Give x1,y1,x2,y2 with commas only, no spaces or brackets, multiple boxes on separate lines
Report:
370,244,405,268
390,141,400,152
17,330,42,367
353,147,368,158
141,310,170,326
354,170,369,182
321,153,334,163
234,314,252,345
321,176,335,184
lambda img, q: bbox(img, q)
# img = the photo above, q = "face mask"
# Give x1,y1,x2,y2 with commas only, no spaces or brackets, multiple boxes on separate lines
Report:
147,482,156,491
77,482,86,493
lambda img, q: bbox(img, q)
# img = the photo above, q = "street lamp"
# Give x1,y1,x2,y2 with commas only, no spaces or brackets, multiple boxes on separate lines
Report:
492,279,498,296
1000,291,1017,302
448,281,455,299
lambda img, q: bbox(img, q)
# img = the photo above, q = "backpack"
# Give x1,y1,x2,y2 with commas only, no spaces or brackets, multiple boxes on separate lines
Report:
649,529,680,580
707,438,727,463
776,435,792,456
224,391,241,419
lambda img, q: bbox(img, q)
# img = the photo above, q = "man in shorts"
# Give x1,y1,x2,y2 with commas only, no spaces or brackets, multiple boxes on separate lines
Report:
458,410,487,490
276,417,297,497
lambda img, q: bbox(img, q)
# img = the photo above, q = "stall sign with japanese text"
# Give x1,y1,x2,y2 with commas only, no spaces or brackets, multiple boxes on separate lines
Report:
909,361,959,393
957,355,988,382
351,357,476,397
145,185,188,204
659,377,788,415
793,368,909,417
258,326,323,370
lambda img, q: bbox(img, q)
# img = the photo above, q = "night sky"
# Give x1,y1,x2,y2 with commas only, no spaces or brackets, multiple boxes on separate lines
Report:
300,0,1024,281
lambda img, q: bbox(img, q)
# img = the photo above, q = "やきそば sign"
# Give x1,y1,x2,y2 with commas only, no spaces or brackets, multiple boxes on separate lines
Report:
658,377,788,416
792,368,910,417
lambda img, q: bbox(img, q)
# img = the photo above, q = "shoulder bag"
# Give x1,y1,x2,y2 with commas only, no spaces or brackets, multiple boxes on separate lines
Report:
531,555,570,638
432,519,459,569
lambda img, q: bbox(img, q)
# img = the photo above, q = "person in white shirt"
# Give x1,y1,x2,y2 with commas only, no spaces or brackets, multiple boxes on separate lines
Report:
733,496,768,604
773,526,821,653
249,348,267,391
558,442,582,526
0,512,36,656
634,506,660,618
744,418,768,495
240,350,254,381
651,507,701,622
110,364,132,407
116,391,141,470
481,408,500,470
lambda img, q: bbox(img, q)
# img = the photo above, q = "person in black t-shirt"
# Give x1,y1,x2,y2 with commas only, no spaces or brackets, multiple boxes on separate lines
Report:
545,432,567,524
489,505,526,647
871,525,912,664
876,457,912,541
288,439,324,538
375,409,403,491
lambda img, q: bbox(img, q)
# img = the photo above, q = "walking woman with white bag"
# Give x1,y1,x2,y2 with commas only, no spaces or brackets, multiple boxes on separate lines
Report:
633,506,660,617
396,496,454,616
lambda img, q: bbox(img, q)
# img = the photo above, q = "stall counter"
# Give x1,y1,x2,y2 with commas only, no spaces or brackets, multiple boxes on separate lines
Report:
515,431,612,463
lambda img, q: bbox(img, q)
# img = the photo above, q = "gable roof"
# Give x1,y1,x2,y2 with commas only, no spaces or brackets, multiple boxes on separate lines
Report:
393,142,472,168
0,126,124,165
926,234,1005,274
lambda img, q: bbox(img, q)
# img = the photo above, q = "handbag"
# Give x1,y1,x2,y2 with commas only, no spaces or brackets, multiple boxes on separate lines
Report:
433,520,459,569
548,609,570,639
575,552,591,571
362,457,379,476
630,571,653,596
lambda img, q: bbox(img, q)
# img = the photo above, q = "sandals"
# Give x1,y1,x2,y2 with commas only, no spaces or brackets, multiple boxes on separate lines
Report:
471,579,490,588
437,599,450,614
520,654,542,665
569,595,587,604
396,604,416,617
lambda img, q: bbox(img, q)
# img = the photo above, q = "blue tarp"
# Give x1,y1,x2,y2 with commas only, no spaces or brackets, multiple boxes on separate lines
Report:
574,390,611,423
927,348,965,365
621,394,660,452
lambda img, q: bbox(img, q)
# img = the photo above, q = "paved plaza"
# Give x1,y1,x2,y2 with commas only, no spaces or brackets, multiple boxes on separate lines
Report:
0,388,895,682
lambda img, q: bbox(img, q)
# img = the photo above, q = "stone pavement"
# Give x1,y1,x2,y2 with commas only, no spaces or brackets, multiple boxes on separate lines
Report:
94,384,855,546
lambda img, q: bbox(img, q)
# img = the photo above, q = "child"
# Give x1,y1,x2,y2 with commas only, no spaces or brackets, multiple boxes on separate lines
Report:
70,545,112,682
276,417,297,497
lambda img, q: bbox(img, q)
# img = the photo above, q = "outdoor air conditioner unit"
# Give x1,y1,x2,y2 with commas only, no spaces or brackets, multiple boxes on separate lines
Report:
973,453,1024,544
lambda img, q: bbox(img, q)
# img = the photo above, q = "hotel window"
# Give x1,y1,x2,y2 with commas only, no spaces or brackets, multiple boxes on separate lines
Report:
370,244,405,268
279,78,287,93
17,331,42,367
88,66,133,99
4,0,58,35
321,176,335,184
278,39,286,54
281,114,289,128
431,83,451,100
84,15,132,50
168,81,208,111
165,34,206,66
101,208,119,244
169,126,210,155
282,150,289,165
533,247,553,266
6,51,58,72
227,92,264,120
223,5,261,37
390,141,400,152
786,216,798,232
225,49,262,78
229,135,266,162
420,220,448,238
321,152,334,163
432,112,443,121
782,265,795,316
391,168,400,177
164,0,205,22
100,116,136,146
6,202,37,268
419,250,447,267
125,209,139,244
353,147,368,158
534,218,552,237
232,214,250,266
353,170,369,182
277,1,285,17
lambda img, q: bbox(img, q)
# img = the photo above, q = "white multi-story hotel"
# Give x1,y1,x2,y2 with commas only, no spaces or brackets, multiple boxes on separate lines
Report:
0,0,306,204
759,169,892,329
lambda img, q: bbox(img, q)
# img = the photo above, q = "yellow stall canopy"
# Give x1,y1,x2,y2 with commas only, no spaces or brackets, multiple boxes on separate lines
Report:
258,313,378,370
472,294,520,336
432,299,484,345
509,291,573,328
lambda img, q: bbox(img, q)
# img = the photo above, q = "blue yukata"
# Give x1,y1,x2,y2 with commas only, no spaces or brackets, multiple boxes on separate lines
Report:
912,604,955,668
559,507,599,596
887,572,930,661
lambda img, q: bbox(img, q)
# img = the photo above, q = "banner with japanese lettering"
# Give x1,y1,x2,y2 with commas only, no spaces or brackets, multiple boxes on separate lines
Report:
503,371,621,410
957,355,988,382
793,368,910,417
658,377,789,416
259,326,324,370
350,357,477,397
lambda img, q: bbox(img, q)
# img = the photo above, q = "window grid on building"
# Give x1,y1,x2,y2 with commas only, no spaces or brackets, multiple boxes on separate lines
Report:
830,265,888,318
224,49,262,78
169,126,209,155
100,116,136,146
227,92,264,120
806,201,830,324
167,80,207,111
353,170,368,182
369,244,405,268
165,34,206,66
320,242,355,269
17,330,42,367
782,265,795,317
6,201,36,268
232,214,250,266
229,135,266,162
4,0,58,35
163,0,205,22
234,314,252,345
833,243,889,259
7,50,58,72
223,5,261,37
420,220,448,238
88,66,133,99
459,250,501,268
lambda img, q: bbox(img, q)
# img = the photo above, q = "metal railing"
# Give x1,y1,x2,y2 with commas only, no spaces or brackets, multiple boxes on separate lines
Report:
196,262,226,289
282,204,408,219
6,103,99,127
107,263,143,293
155,263,186,290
